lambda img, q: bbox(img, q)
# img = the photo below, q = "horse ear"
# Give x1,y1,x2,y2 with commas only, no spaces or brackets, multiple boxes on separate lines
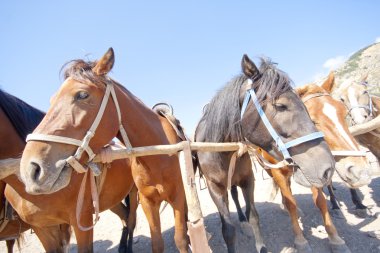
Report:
295,85,308,98
92,48,115,76
321,71,335,93
241,54,260,78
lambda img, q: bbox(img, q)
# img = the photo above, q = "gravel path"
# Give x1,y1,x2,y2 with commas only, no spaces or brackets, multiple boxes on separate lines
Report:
1,166,380,253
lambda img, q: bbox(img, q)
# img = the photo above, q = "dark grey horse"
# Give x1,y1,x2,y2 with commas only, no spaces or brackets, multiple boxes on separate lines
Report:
194,55,335,253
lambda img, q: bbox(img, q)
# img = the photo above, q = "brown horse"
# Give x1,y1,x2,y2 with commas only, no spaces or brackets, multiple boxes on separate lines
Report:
0,89,43,253
230,74,365,253
0,88,137,253
194,55,335,253
19,48,189,253
323,72,380,215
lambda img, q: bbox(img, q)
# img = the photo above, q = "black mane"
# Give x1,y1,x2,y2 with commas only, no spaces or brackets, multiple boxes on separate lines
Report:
200,58,293,142
0,89,45,142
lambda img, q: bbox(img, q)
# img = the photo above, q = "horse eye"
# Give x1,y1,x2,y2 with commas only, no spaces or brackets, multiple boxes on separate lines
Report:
274,103,287,111
75,91,89,100
340,97,345,102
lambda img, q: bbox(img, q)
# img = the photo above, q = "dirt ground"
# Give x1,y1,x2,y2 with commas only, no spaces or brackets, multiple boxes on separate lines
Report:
1,164,380,253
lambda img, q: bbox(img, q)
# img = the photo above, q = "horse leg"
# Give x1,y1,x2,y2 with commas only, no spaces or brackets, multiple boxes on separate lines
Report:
110,186,138,253
33,224,71,253
207,180,236,253
170,191,189,253
311,187,351,253
110,202,129,253
327,184,345,219
349,188,369,218
6,239,15,253
139,194,164,253
230,185,247,222
240,175,267,253
271,169,311,253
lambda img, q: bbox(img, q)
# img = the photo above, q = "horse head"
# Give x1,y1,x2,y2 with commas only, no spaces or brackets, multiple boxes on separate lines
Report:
297,73,371,188
336,74,374,126
239,55,335,188
20,48,122,194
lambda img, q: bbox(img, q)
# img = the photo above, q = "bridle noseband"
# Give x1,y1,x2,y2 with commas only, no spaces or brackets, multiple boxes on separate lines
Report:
240,79,325,166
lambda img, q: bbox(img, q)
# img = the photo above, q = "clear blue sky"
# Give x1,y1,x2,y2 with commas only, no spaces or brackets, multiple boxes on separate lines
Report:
1,1,379,134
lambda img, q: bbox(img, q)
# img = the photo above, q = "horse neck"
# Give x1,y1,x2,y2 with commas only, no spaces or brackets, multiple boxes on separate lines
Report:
114,85,177,147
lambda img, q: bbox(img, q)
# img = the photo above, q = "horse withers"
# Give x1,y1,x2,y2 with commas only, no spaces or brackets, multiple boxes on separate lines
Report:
19,48,189,253
194,55,335,253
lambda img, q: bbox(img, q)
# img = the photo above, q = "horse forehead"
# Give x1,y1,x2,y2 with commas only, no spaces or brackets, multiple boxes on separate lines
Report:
347,86,360,106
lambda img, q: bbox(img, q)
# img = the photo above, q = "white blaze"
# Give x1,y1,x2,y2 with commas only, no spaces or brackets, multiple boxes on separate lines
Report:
348,86,366,124
322,103,358,151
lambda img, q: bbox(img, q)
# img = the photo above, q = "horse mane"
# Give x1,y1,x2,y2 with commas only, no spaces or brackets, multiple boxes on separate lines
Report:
0,89,45,142
200,58,294,142
297,83,326,98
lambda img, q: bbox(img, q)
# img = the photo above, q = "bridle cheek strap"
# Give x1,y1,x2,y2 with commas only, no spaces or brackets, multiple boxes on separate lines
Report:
240,83,324,164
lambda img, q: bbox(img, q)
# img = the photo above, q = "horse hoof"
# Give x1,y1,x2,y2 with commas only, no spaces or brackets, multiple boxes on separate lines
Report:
240,222,253,237
330,209,346,220
295,241,312,253
330,242,351,253
354,208,371,218
280,246,297,253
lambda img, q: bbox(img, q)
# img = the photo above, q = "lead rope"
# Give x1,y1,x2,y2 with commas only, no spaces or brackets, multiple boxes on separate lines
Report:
76,169,100,231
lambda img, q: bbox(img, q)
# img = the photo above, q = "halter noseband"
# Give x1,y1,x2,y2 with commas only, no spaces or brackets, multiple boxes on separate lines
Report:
26,78,132,174
240,79,324,165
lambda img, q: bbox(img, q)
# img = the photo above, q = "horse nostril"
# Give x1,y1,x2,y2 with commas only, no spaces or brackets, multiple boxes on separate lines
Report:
30,162,42,182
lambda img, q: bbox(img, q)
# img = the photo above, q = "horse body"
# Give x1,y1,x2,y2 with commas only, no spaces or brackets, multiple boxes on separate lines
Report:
195,55,335,253
0,91,43,252
19,48,189,253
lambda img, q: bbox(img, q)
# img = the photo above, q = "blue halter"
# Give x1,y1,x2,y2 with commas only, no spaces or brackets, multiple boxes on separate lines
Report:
240,81,324,162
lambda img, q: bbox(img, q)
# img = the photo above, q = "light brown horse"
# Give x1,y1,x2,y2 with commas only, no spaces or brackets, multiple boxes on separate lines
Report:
322,72,379,215
231,74,370,253
19,48,189,253
333,74,380,159
0,88,137,253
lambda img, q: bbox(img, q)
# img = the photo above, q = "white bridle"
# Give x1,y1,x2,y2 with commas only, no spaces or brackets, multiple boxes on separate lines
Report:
26,79,132,174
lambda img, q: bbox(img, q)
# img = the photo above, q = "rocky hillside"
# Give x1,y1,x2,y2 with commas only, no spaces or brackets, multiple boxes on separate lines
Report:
334,42,380,95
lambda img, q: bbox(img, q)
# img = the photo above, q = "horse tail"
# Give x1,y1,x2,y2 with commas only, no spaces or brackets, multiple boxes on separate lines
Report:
152,102,188,141
269,179,280,201
16,233,25,251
